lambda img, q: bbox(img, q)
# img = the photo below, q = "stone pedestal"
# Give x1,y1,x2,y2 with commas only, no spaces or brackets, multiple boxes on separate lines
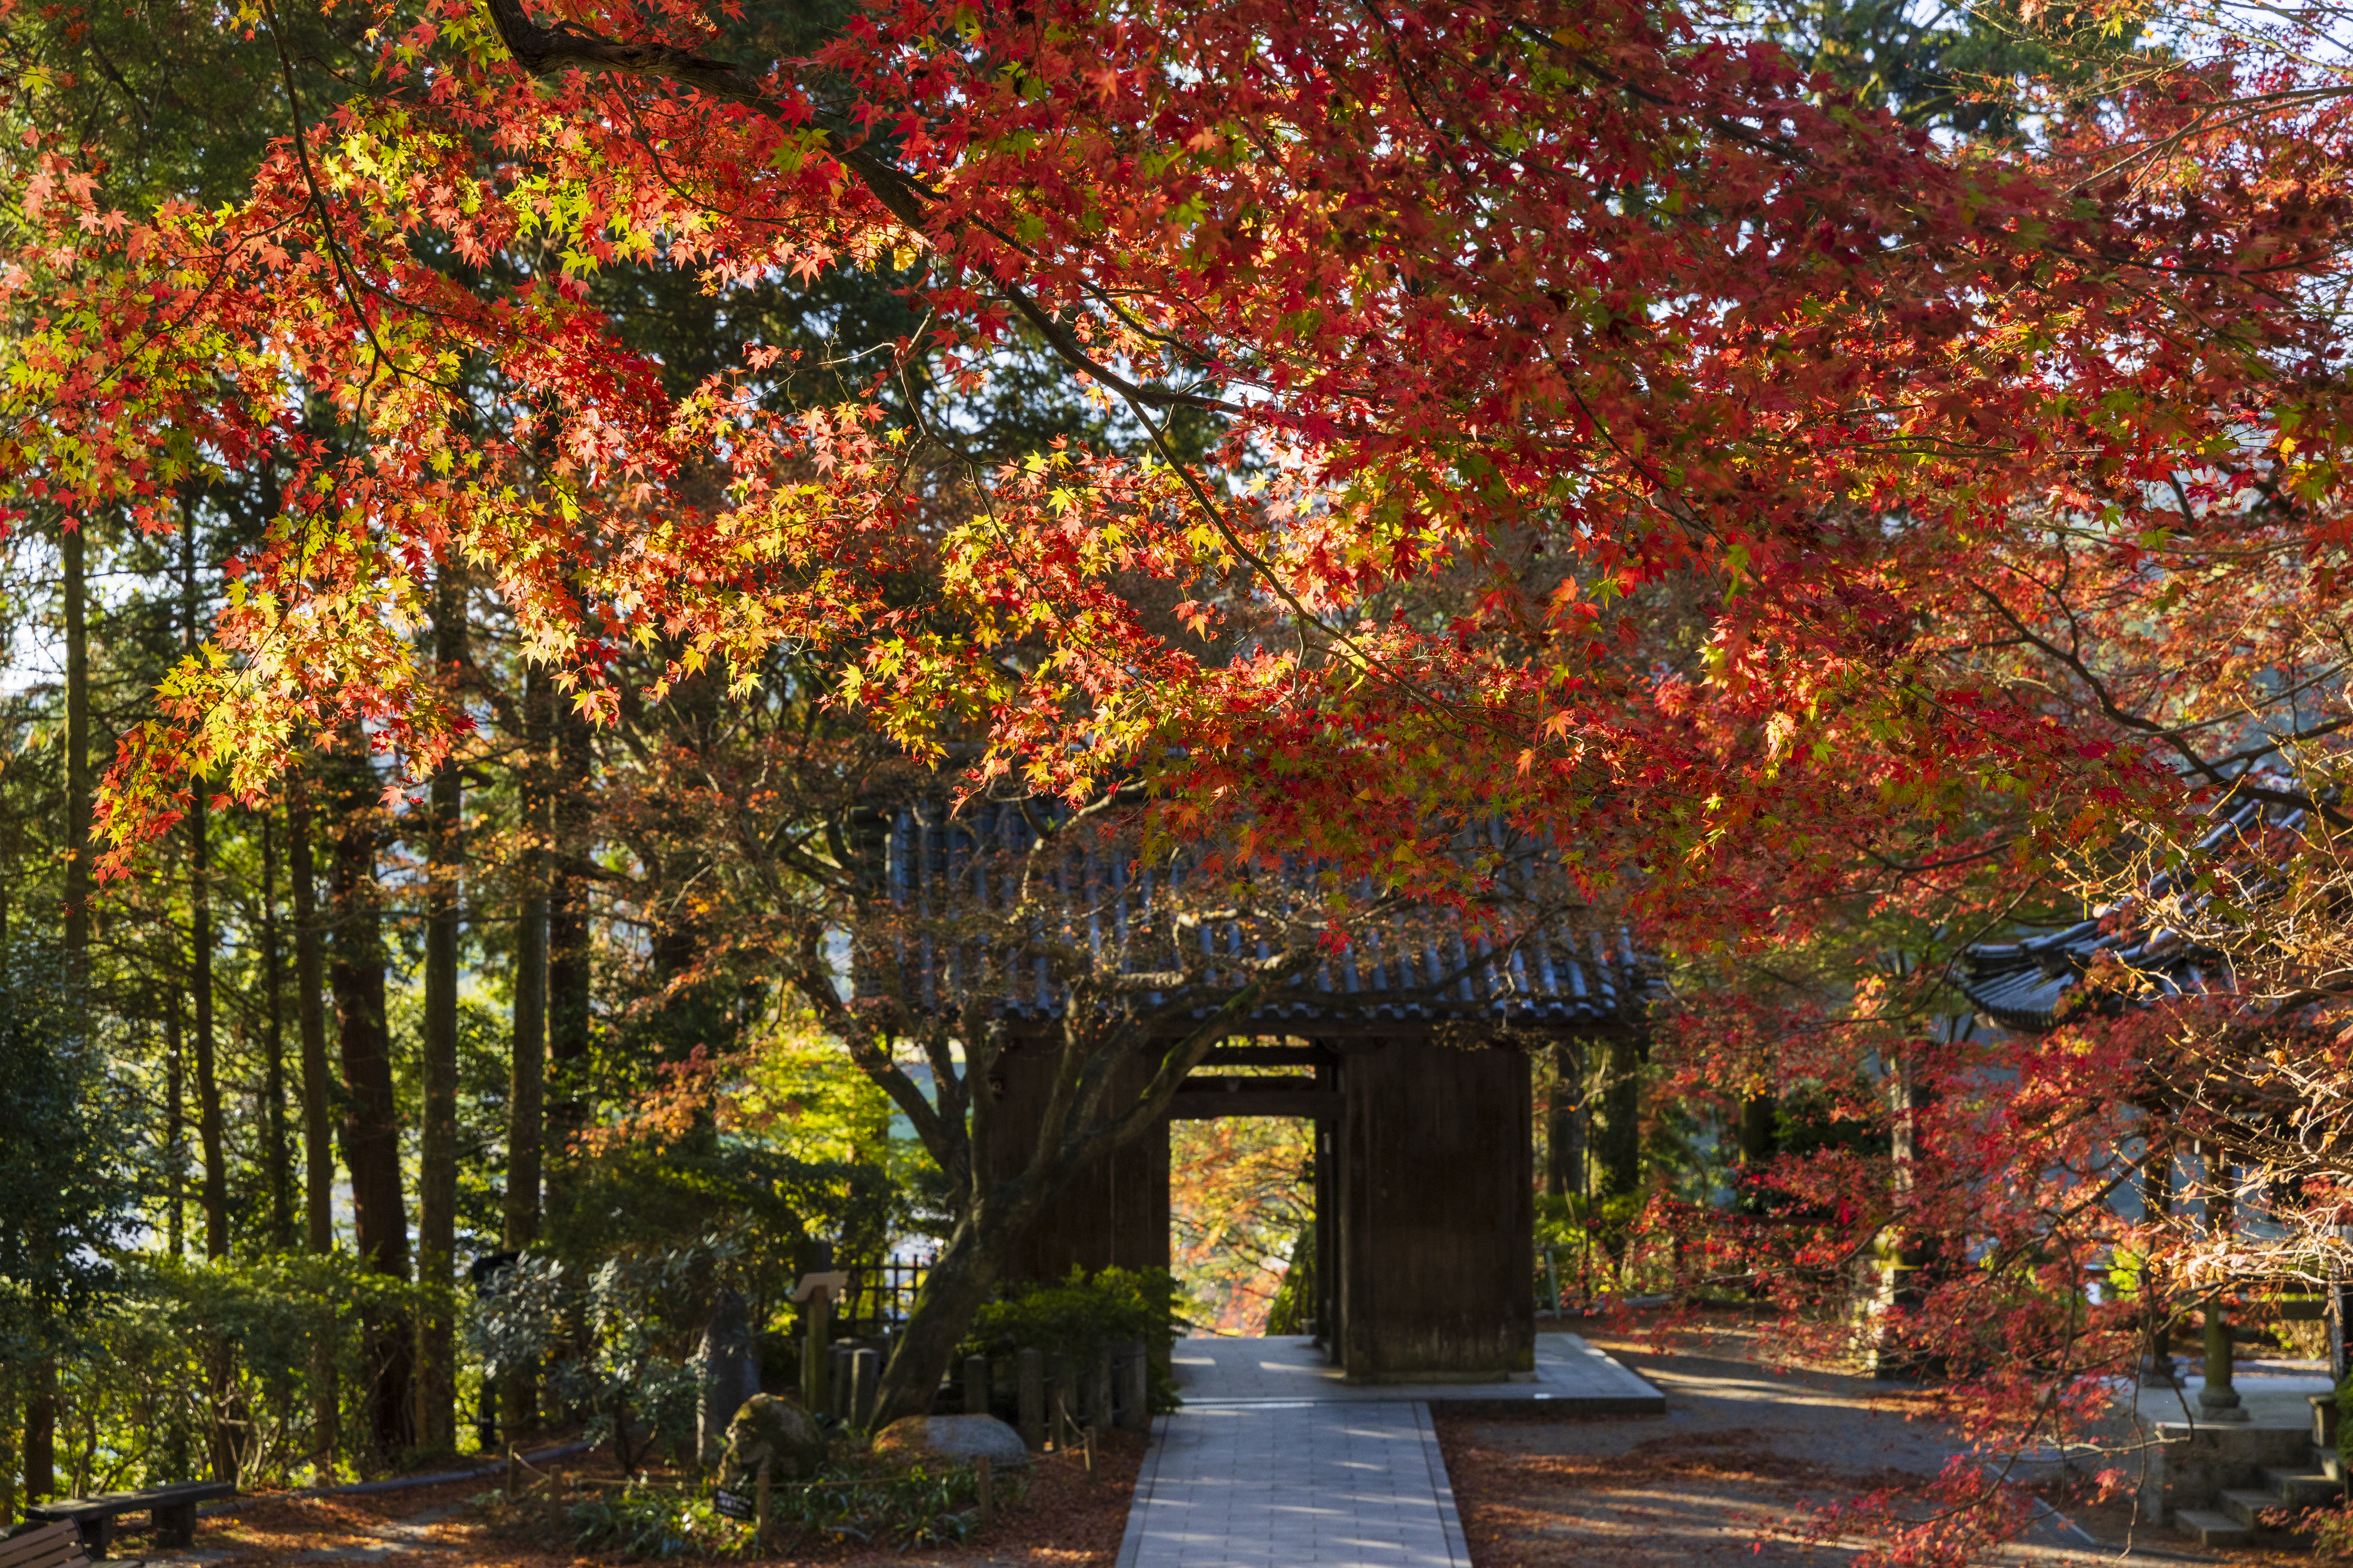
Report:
2137,1421,2309,1522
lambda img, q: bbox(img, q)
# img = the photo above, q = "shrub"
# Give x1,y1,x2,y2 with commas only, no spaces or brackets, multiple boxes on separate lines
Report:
485,1460,1006,1559
959,1266,1187,1413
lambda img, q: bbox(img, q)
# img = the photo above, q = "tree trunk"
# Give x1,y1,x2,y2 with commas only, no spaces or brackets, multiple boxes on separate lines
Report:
260,812,294,1249
22,1362,55,1504
288,778,334,1255
60,523,88,973
874,1216,1019,1429
286,775,339,1482
1543,1040,1583,1198
1735,1090,1776,1215
189,785,226,1260
415,569,466,1453
502,765,548,1442
36,519,88,1507
166,991,186,1257
546,696,592,1158
328,727,413,1459
1592,1027,1646,1202
181,518,228,1262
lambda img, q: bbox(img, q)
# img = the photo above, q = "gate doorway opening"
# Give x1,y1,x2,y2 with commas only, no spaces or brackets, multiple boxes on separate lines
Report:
994,1036,1542,1383
1168,1112,1314,1337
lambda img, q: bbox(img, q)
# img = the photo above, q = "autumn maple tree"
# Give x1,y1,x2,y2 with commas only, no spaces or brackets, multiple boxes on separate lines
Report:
11,0,2353,1538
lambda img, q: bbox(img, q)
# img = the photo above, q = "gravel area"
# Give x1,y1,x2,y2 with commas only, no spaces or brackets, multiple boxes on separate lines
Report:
1434,1317,2315,1567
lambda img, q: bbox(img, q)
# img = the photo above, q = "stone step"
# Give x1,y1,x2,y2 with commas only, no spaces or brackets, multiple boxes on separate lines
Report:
2221,1488,2287,1530
2317,1443,2345,1483
2174,1508,2251,1547
2264,1466,2343,1507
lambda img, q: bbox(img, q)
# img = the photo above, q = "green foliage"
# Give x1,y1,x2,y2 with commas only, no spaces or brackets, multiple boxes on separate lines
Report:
0,947,135,1373
484,1140,901,1473
542,1143,898,1286
961,1267,1185,1360
48,1251,421,1492
2335,1369,2353,1471
1735,0,2143,138
472,1242,712,1474
1263,1218,1315,1337
556,1477,741,1559
765,1462,991,1550
960,1267,1187,1413
488,1462,1002,1559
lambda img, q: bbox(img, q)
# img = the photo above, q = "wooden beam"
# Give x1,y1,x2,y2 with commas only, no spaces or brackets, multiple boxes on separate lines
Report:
1168,1081,1342,1120
1199,1045,1337,1066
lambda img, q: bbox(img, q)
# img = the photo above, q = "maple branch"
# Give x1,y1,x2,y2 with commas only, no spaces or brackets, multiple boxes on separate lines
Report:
1967,581,2351,828
477,0,754,103
479,0,1234,418
256,0,433,397
995,286,1241,415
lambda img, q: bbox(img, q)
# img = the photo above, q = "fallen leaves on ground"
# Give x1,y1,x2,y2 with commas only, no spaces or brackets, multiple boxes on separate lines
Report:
181,1433,1144,1568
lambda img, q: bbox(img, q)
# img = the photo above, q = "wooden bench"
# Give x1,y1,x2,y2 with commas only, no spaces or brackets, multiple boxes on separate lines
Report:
24,1481,234,1557
0,1522,94,1568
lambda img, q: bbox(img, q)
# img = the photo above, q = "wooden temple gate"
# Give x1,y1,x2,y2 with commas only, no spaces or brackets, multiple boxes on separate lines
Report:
861,796,1647,1384
986,985,1644,1386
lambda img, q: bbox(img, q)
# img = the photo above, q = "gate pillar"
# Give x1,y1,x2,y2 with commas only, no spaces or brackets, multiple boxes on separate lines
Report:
1335,1040,1534,1382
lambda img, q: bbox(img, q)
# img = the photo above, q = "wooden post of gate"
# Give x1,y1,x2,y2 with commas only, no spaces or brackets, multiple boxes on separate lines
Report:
976,1455,994,1524
755,1456,771,1547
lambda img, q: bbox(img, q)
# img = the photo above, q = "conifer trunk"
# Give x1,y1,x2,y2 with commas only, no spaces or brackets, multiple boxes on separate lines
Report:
288,778,334,1254
328,727,413,1457
416,569,466,1453
502,673,549,1442
181,525,227,1260
546,699,592,1163
166,993,186,1256
261,812,294,1249
38,518,90,1504
60,525,88,970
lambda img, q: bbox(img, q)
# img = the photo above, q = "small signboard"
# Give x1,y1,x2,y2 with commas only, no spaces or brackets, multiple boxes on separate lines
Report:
711,1487,756,1522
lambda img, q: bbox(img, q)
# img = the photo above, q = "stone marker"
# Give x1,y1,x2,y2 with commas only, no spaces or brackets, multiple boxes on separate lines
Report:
849,1346,880,1430
963,1356,990,1417
1016,1348,1045,1450
696,1289,761,1464
872,1413,1031,1469
717,1393,828,1489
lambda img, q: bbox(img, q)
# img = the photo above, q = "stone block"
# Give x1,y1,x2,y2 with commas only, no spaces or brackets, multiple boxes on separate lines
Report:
2173,1507,2248,1547
2137,1420,2309,1523
873,1414,1030,1469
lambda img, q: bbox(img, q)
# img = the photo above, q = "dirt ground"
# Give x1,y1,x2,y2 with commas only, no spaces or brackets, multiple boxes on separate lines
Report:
1437,1317,2321,1567
148,1433,1144,1568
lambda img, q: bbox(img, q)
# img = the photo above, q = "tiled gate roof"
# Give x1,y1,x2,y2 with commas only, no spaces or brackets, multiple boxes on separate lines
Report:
846,798,1650,1039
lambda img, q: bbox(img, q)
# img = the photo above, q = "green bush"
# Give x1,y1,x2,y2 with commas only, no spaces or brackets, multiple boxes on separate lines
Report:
490,1462,1005,1559
1264,1220,1315,1337
959,1266,1187,1413
45,1251,424,1493
2335,1368,2353,1472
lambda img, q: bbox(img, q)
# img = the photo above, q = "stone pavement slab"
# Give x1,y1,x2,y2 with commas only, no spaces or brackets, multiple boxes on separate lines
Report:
1117,1334,1661,1566
1115,1400,1468,1568
1171,1332,1663,1412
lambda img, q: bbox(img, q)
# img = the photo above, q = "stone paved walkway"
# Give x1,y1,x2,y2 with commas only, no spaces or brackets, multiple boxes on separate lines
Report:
1115,1400,1469,1568
1115,1334,1661,1567
1169,1332,1663,1410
